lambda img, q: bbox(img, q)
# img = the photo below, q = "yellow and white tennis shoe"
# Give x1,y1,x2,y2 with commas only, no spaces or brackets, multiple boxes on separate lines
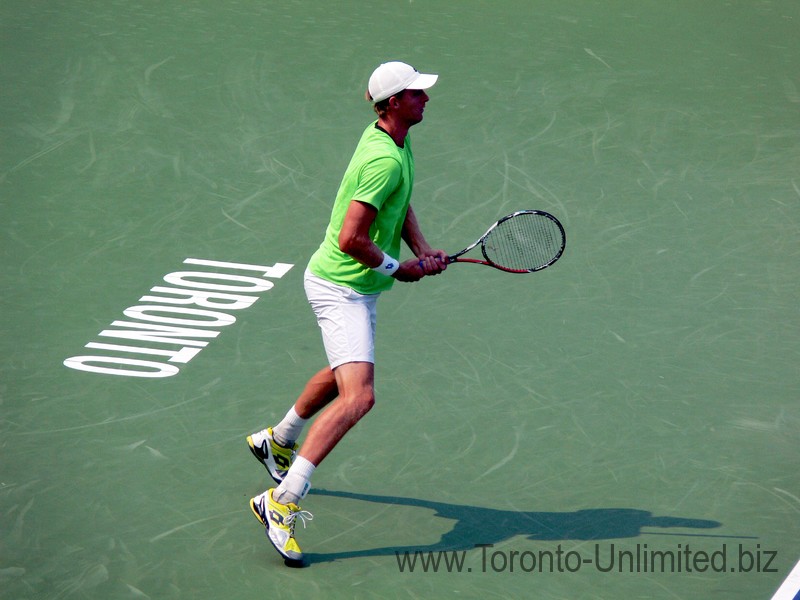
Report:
250,489,312,563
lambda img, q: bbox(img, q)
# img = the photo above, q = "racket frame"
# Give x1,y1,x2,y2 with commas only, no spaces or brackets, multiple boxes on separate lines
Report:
447,210,566,273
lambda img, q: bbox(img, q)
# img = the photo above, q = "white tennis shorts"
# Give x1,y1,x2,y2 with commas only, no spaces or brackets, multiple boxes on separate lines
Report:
304,269,379,369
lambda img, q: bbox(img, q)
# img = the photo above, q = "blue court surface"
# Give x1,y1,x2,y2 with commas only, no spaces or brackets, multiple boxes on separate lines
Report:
2,1,799,598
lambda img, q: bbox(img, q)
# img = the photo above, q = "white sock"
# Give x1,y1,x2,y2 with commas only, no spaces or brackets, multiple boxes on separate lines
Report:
274,456,315,505
272,406,308,447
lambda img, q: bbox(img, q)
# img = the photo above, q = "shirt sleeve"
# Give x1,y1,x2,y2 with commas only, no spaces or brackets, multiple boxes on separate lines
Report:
351,156,402,210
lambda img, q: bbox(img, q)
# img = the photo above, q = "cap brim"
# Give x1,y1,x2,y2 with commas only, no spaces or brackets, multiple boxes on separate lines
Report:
406,73,438,91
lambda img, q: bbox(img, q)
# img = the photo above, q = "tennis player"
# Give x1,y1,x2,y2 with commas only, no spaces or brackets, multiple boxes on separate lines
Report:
247,61,447,563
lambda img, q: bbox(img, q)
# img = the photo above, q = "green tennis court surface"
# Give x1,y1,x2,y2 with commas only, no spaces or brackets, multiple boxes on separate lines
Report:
2,1,798,598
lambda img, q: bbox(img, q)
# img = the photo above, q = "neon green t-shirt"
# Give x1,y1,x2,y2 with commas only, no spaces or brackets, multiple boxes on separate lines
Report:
308,122,414,294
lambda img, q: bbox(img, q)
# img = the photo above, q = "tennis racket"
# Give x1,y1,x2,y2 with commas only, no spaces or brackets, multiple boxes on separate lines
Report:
448,210,566,273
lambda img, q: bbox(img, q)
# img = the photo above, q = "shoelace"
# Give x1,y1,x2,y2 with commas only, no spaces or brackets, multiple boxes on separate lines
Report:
285,509,313,532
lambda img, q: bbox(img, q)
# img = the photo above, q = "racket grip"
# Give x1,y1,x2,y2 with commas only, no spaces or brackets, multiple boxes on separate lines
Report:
419,257,453,267
416,257,452,274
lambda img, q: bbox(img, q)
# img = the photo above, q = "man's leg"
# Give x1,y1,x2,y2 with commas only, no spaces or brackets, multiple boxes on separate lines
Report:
297,361,374,465
275,361,374,502
293,365,339,420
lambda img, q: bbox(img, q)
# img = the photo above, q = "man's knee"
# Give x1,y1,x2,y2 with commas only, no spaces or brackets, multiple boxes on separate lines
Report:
333,362,375,421
346,389,375,420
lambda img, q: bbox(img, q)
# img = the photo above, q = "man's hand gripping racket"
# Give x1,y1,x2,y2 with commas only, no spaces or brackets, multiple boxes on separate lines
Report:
447,210,566,273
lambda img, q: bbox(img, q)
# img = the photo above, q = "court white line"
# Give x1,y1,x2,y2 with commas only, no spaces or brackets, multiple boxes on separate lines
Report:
771,557,800,600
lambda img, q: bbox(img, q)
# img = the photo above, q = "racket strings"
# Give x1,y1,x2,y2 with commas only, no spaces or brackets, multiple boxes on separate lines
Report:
483,213,563,271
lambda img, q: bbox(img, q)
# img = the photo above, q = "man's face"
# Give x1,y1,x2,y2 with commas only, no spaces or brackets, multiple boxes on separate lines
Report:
395,89,430,125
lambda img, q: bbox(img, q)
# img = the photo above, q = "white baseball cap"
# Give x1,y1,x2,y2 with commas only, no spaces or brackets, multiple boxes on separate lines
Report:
367,61,438,103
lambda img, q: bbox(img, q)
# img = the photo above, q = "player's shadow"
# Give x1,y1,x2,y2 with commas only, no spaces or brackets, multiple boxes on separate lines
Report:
304,488,725,565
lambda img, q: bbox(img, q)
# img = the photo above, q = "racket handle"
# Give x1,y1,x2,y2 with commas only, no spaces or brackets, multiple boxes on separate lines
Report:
418,257,452,269
418,257,453,265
